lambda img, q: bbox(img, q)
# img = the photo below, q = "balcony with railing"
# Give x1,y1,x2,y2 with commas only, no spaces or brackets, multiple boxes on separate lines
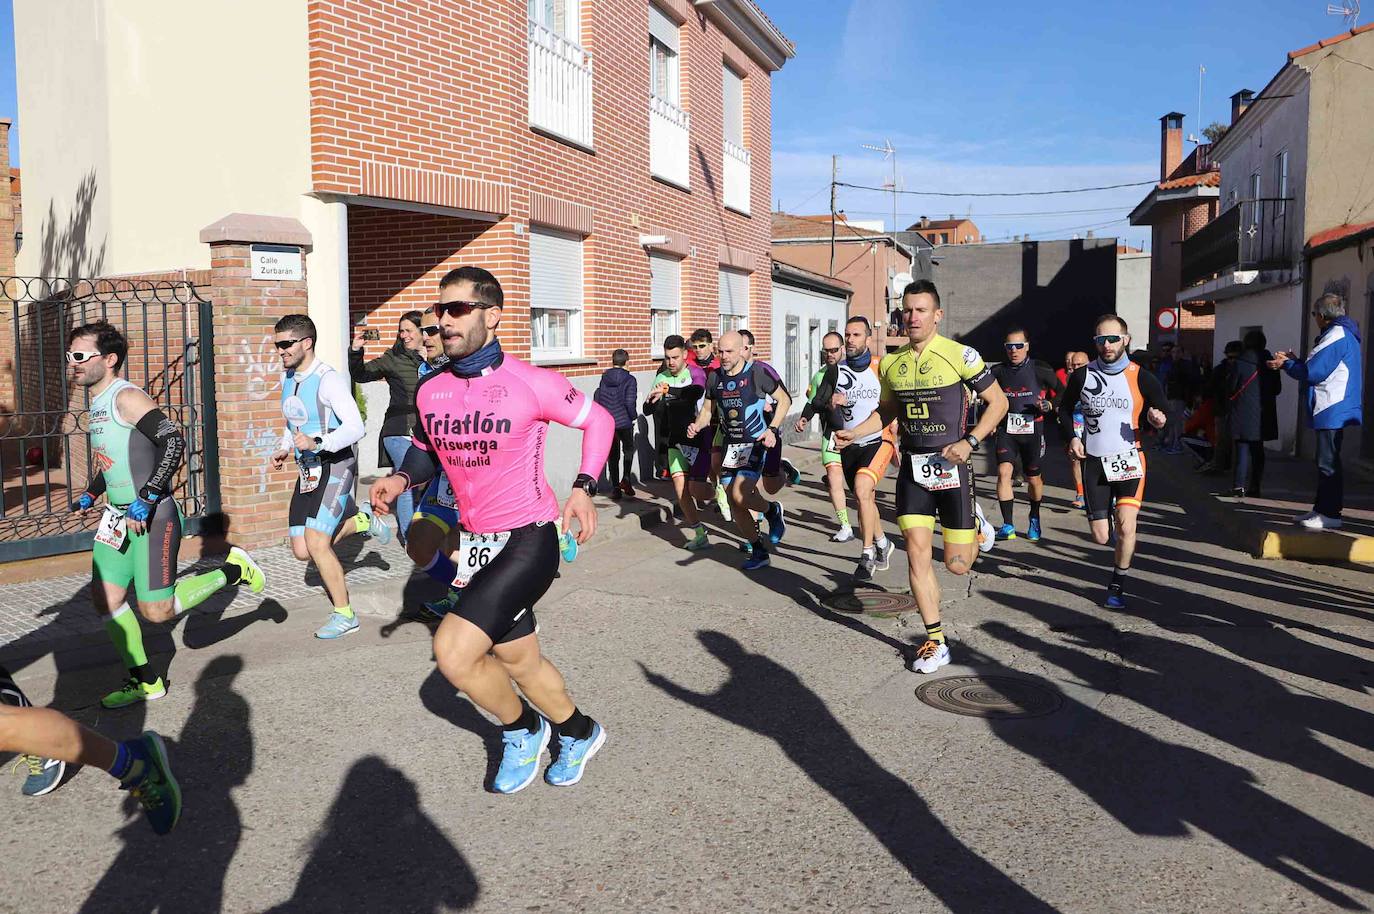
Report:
528,18,593,150
723,139,751,215
649,94,690,189
1180,198,1295,292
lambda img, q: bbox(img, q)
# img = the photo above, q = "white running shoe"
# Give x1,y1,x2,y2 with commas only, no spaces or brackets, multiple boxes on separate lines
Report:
830,526,855,543
1297,513,1343,530
974,502,995,553
908,640,951,674
1291,510,1318,525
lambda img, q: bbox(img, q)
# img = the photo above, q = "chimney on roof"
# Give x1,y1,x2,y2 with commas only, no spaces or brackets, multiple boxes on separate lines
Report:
1230,89,1255,125
1086,230,1095,239
1160,112,1184,181
919,216,929,229
947,214,955,221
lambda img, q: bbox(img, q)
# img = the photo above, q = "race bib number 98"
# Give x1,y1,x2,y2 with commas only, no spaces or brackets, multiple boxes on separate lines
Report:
1006,413,1035,435
452,530,512,588
910,453,961,491
1101,450,1144,482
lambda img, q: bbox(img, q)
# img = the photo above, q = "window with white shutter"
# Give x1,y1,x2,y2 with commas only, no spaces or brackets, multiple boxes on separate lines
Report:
530,227,584,359
722,64,744,147
649,253,681,357
718,268,750,337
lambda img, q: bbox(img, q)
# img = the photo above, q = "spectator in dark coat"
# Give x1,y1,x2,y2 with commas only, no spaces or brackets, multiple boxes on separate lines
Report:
1228,329,1281,497
1198,340,1241,474
349,310,424,542
594,349,639,498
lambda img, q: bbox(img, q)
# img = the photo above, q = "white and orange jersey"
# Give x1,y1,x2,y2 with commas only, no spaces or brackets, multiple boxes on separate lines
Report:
1059,358,1168,458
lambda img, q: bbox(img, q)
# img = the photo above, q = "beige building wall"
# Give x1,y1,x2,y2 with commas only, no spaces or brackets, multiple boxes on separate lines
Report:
1300,32,1374,240
1306,238,1374,460
15,0,312,277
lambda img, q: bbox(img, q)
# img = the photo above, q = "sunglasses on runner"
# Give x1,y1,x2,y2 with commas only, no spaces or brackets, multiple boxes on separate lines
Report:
420,325,441,336
274,338,305,351
66,350,103,364
1092,334,1123,346
693,342,712,349
432,300,493,320
822,346,841,355
1004,342,1027,351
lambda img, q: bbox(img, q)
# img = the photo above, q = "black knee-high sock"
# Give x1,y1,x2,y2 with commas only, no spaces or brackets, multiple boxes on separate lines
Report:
999,499,1015,526
1109,566,1128,594
1029,499,1042,521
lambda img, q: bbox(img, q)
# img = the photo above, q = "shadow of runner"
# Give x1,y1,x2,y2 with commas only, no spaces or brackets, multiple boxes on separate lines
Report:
641,631,1060,913
977,621,1374,910
78,655,251,914
264,755,479,913
418,667,503,790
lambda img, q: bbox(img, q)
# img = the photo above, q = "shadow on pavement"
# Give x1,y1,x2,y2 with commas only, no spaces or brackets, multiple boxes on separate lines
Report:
79,655,251,914
977,614,1374,909
418,666,503,791
264,755,479,913
641,630,1060,913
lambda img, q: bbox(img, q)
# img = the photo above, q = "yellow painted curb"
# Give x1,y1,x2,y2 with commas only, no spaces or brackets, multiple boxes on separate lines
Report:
1258,529,1374,563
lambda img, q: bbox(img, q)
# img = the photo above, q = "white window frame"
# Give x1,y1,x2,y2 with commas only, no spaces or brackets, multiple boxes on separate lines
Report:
1275,149,1289,218
722,63,745,148
649,252,682,358
649,5,680,106
530,0,580,43
784,315,801,396
718,267,750,338
529,226,585,360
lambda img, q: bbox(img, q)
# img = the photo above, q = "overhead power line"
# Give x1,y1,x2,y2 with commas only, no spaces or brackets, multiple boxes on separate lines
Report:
840,205,1128,219
835,179,1156,198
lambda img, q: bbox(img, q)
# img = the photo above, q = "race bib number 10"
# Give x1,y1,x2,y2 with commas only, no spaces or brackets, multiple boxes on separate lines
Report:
1006,413,1035,435
452,530,512,589
910,453,961,491
1101,450,1144,483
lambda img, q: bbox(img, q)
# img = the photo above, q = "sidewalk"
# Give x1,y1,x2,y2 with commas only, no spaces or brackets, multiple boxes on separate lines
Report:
1151,444,1374,563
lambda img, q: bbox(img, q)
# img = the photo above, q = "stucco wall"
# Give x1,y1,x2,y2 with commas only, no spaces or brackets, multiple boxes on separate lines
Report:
1302,32,1374,240
1213,283,1304,452
1216,79,1308,267
1307,238,1374,460
771,280,847,408
15,0,311,277
1115,252,1151,344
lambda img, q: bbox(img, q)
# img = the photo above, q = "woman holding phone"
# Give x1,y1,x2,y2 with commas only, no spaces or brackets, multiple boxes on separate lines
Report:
349,310,425,543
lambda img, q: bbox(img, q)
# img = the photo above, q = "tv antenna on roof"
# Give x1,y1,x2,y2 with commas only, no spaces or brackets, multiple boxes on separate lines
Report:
1328,0,1361,28
861,140,899,233
1187,65,1205,144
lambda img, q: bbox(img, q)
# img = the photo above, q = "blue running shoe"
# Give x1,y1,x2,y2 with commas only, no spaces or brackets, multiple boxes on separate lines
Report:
314,612,359,640
1103,589,1127,610
1027,518,1042,542
15,754,64,797
765,501,786,545
494,717,550,794
358,502,392,545
419,590,460,622
545,722,606,787
995,523,1017,541
120,731,181,835
781,458,802,486
743,544,770,571
559,531,579,563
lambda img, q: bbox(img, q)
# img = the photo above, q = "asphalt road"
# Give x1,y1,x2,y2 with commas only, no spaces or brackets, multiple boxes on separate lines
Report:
3,446,1372,913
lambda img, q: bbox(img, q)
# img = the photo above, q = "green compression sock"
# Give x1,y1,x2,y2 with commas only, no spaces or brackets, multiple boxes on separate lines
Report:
836,507,850,526
173,569,227,616
105,604,149,669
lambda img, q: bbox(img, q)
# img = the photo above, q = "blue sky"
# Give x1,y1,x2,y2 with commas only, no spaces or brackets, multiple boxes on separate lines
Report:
0,0,1357,248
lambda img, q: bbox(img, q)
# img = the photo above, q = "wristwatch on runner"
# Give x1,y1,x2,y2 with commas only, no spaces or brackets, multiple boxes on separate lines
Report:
963,434,980,451
312,436,323,450
572,473,598,497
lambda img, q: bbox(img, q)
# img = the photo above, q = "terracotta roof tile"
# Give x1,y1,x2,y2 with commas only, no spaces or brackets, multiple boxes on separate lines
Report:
772,212,887,240
772,258,852,291
1306,219,1374,251
1158,172,1220,191
1289,22,1374,60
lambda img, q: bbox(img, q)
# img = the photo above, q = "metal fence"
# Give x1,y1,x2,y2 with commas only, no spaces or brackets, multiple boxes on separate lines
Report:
1180,198,1295,287
0,277,220,561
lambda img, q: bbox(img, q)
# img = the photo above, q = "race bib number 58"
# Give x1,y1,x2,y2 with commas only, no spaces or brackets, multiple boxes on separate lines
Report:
910,453,961,491
452,530,512,588
1101,450,1143,482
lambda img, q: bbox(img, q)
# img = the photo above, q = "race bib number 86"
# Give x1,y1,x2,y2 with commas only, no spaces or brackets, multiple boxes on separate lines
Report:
452,530,512,588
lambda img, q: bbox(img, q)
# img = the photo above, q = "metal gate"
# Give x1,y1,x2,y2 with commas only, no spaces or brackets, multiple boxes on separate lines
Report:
0,277,220,561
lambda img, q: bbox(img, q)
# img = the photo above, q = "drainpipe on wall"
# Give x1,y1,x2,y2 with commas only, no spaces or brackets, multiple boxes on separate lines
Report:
1295,254,1312,459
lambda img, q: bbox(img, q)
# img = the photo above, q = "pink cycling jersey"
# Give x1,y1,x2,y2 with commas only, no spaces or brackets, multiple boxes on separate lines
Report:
410,353,614,534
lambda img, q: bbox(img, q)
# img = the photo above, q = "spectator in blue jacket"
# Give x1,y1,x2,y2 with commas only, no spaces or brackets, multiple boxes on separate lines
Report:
1269,291,1364,529
594,348,639,499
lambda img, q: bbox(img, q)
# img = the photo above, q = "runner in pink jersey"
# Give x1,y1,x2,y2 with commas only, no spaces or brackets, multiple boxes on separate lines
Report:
370,266,613,794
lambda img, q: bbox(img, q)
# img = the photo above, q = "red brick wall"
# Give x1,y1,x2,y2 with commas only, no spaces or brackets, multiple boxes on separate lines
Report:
311,0,776,377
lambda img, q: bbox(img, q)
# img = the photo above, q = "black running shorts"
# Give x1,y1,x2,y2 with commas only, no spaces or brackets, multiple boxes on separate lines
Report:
452,521,558,645
895,451,978,544
1081,450,1147,521
994,428,1046,477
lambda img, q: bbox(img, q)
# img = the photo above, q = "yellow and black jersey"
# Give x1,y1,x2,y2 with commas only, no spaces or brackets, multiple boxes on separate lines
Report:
879,335,995,451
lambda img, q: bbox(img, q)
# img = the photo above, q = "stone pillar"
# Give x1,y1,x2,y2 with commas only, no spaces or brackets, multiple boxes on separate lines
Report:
300,194,349,372
200,213,312,543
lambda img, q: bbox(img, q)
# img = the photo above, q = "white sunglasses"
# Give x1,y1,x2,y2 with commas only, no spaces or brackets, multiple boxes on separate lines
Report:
66,350,103,364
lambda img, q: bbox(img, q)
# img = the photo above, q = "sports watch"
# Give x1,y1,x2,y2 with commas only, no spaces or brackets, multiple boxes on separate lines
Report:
572,473,598,497
963,434,980,451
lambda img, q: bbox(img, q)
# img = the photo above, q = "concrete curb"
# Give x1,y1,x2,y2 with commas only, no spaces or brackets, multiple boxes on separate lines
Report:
1258,528,1374,563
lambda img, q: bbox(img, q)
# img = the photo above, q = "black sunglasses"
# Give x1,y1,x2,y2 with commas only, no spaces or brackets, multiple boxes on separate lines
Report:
822,346,841,355
274,338,305,351
420,325,441,336
1092,334,1123,346
433,300,493,320
1004,342,1027,350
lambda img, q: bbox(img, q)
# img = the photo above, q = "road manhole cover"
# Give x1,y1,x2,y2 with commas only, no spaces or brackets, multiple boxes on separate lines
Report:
823,591,918,617
915,676,1063,719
